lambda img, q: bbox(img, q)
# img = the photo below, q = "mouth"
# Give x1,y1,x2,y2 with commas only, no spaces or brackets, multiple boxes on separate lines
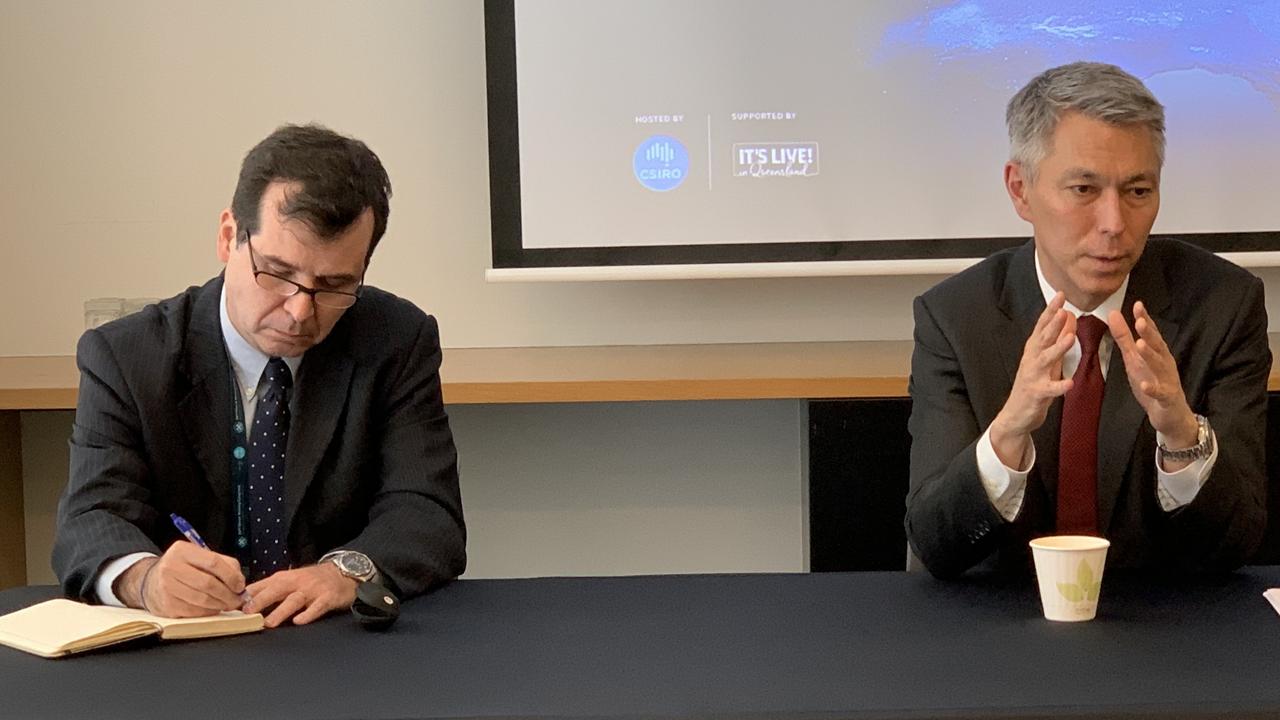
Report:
1085,254,1128,271
270,328,312,342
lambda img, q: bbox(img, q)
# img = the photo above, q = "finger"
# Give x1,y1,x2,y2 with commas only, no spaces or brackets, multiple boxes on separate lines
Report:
1032,291,1067,335
200,551,247,595
144,569,210,618
167,543,247,602
1055,311,1077,350
171,563,243,611
151,565,229,615
1133,336,1173,374
1133,314,1172,358
1038,308,1071,348
243,575,294,615
292,595,339,626
265,592,309,628
1039,317,1078,366
1046,377,1073,397
1026,294,1068,352
1107,310,1138,357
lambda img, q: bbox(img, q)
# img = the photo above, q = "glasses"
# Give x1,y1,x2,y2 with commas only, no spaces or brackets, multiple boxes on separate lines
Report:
244,232,363,309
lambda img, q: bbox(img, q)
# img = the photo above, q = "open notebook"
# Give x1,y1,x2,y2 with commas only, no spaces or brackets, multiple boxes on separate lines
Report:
0,598,264,658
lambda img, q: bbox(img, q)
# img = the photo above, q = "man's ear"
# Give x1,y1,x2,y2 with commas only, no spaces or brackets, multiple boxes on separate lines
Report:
217,209,236,264
1004,161,1034,223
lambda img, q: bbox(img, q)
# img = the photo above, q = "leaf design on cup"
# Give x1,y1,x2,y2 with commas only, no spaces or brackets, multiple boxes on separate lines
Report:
1056,582,1084,602
1056,560,1102,604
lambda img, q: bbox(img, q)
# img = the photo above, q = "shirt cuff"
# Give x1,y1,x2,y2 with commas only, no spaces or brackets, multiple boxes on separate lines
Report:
976,426,1034,522
1155,429,1219,511
94,552,158,607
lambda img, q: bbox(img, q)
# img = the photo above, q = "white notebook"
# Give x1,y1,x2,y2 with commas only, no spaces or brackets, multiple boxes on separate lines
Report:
0,598,263,658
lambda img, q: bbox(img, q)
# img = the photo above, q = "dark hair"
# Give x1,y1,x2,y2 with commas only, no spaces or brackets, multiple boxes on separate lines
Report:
230,124,392,261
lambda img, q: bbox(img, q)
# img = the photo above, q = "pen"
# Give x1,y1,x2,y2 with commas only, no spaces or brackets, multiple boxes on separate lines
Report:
169,513,208,548
170,513,252,605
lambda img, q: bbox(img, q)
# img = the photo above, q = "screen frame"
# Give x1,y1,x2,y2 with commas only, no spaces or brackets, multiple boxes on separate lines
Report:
484,0,1280,275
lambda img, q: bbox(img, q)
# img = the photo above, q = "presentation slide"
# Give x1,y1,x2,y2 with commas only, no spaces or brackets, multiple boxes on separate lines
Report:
512,1,1280,252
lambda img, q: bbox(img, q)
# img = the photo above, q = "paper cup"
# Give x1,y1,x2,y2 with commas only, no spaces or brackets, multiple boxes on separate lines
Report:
1029,535,1110,622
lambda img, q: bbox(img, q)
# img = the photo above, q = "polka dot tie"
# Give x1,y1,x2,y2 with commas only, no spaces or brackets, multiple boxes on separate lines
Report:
247,357,292,580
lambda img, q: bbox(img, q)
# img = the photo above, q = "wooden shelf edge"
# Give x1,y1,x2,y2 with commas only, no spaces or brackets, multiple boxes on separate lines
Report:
442,378,911,404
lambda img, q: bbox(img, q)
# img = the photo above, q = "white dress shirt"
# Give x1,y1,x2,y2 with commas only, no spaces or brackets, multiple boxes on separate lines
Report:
975,252,1217,522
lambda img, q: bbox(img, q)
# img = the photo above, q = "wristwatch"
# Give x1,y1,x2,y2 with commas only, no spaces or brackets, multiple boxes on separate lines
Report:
1158,414,1214,463
320,550,379,584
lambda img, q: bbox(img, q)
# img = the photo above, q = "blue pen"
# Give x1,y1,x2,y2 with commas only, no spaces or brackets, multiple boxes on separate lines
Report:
170,513,252,605
170,513,208,548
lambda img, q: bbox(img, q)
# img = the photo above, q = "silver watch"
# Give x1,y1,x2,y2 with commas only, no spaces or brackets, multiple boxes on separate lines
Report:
1158,414,1214,463
320,550,378,583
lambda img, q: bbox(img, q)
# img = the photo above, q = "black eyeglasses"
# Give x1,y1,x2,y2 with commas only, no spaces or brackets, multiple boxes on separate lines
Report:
244,232,363,309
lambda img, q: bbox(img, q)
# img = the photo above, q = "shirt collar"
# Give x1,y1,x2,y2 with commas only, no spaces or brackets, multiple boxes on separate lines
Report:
1033,249,1129,322
219,284,303,395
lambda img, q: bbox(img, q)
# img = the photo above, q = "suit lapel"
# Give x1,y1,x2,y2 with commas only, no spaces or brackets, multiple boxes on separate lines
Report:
283,319,354,533
178,277,234,510
1096,252,1177,533
993,242,1047,388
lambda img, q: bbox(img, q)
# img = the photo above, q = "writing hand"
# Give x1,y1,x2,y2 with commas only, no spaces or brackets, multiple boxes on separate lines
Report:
117,541,246,617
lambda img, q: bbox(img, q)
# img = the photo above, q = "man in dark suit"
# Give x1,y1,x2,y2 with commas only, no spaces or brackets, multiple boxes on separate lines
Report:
53,124,466,626
906,62,1269,578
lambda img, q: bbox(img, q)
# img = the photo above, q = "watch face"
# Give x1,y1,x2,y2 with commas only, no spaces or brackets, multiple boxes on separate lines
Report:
338,552,374,578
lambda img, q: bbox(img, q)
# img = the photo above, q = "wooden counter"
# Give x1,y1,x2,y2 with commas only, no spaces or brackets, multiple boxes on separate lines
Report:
0,342,916,409
5,335,1280,408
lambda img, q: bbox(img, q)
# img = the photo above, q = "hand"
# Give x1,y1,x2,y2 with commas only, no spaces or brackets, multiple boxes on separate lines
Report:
117,542,246,618
244,563,358,628
1106,302,1198,448
989,291,1077,467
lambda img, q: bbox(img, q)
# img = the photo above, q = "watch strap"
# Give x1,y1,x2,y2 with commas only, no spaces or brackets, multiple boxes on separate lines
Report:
1158,415,1214,463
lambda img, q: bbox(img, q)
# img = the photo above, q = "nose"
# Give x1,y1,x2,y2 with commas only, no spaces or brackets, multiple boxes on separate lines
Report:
283,291,316,324
1095,188,1127,238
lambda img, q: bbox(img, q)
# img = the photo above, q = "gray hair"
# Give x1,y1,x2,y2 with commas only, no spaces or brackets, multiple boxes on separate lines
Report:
1006,62,1165,182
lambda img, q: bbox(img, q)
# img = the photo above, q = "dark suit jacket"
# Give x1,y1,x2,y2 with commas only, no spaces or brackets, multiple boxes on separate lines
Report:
905,239,1269,578
53,276,467,601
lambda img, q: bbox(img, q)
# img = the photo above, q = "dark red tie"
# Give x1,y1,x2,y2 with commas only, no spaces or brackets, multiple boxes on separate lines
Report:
1057,315,1107,535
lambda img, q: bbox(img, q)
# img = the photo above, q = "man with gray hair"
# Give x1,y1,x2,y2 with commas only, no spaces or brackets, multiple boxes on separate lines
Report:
905,62,1269,578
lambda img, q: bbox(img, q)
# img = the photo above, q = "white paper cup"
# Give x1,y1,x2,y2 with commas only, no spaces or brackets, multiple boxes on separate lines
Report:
1029,535,1110,622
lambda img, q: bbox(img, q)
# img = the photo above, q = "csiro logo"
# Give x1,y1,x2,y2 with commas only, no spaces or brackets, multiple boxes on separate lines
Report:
633,135,689,191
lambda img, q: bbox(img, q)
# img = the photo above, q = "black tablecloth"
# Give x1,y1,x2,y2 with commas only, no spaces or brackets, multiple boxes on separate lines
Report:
2,569,1279,720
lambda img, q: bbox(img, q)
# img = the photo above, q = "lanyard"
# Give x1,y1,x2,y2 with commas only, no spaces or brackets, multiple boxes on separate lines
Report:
229,370,252,572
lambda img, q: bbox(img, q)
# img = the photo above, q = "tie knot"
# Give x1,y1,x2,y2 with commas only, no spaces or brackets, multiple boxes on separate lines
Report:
264,357,293,391
1076,315,1107,356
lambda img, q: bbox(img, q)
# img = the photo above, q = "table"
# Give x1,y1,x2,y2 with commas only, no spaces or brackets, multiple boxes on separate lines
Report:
3,569,1279,719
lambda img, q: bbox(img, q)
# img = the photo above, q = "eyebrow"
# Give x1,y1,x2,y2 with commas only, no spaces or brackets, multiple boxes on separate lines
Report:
1059,168,1157,185
258,251,361,286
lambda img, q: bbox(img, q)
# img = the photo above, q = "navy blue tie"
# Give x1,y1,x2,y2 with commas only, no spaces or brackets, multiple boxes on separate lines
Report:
246,357,292,580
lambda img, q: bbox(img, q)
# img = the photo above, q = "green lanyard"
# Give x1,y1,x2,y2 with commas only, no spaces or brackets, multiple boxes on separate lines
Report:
229,370,252,573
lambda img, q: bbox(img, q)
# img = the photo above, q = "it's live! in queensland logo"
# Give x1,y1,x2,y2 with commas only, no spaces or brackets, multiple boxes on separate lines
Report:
633,135,689,191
